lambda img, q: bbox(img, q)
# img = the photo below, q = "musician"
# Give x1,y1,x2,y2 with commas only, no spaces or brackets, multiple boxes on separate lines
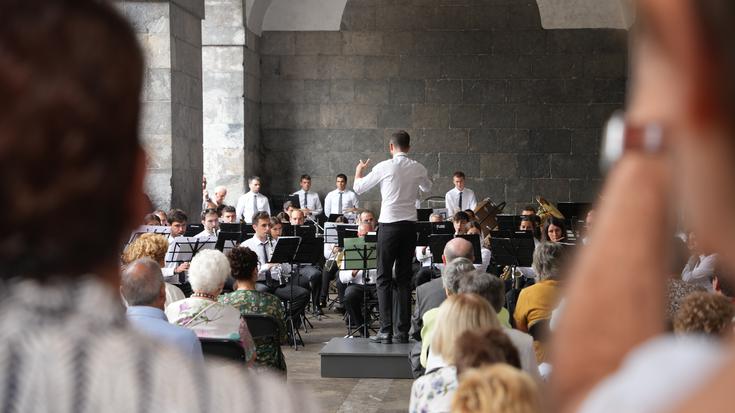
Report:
143,213,161,226
521,205,537,217
341,222,378,333
445,171,477,217
414,213,444,288
239,212,309,319
292,174,322,217
203,182,227,210
221,205,237,223
154,209,169,226
519,215,542,242
163,210,191,287
359,209,377,227
542,216,567,243
195,208,219,237
288,209,324,315
235,176,271,223
320,216,349,311
354,130,432,344
452,211,471,235
324,173,360,220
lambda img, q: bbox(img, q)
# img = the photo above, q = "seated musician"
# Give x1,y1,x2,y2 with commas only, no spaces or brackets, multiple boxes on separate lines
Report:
221,205,237,223
519,214,542,242
321,215,349,311
452,211,470,235
239,212,310,323
143,213,161,225
288,209,324,315
464,221,492,272
195,208,219,237
414,213,444,288
163,209,190,285
521,205,537,217
341,222,378,333
292,174,323,218
154,209,169,226
541,216,567,243
324,173,360,222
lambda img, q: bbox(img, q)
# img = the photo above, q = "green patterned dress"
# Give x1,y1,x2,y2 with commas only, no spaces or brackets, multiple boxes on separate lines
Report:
219,289,288,373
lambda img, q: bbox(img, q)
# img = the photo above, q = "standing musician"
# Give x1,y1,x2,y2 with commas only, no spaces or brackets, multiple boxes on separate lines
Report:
239,212,309,320
292,174,322,218
353,130,432,344
445,171,477,217
324,173,360,222
235,176,271,224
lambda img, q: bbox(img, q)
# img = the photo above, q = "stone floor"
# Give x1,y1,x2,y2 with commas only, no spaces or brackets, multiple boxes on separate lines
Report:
282,309,414,413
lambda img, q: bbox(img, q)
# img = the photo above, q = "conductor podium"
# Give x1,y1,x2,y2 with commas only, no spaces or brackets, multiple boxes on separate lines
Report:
320,337,414,379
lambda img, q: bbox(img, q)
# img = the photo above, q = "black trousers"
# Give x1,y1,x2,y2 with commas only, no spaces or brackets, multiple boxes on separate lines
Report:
292,265,322,310
321,264,347,303
255,280,310,322
376,221,416,336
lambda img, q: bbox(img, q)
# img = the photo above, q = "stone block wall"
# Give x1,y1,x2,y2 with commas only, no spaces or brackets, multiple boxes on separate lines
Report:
259,0,627,214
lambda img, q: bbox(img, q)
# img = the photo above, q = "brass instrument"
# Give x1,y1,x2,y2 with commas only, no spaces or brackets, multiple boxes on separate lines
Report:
536,196,564,227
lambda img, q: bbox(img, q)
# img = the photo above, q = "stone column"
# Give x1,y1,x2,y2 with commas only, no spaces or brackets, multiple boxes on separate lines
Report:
202,0,261,207
117,0,205,217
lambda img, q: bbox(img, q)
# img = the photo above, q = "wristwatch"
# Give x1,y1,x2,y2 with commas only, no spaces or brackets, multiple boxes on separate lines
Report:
600,111,666,172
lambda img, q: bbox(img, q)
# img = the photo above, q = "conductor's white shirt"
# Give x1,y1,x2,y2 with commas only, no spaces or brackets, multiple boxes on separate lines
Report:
353,152,432,223
235,191,271,223
292,189,323,216
445,187,478,217
324,189,359,217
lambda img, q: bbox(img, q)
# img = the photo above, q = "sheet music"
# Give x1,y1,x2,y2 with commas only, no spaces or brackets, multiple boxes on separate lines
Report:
127,225,171,245
165,236,217,264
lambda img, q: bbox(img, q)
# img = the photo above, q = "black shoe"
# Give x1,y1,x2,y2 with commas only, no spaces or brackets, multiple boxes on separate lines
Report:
369,333,393,344
393,334,409,344
313,306,324,316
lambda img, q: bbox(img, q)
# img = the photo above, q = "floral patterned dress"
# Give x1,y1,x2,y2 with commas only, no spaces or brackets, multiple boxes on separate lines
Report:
219,289,288,373
165,297,256,363
409,366,458,413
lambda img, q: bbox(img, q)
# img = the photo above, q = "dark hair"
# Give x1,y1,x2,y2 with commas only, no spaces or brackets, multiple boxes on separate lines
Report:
464,221,482,232
300,174,311,181
0,0,144,280
453,211,470,223
222,205,236,214
276,211,290,222
453,171,466,179
143,213,161,226
334,215,348,223
248,176,261,185
168,209,188,224
542,216,567,242
522,205,537,214
252,211,270,224
215,204,227,215
269,217,282,228
390,130,410,150
227,246,259,282
282,200,294,211
336,173,347,181
454,328,521,376
200,208,218,221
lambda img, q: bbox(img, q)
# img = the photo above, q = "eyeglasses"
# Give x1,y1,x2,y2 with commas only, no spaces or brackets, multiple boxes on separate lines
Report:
600,111,666,172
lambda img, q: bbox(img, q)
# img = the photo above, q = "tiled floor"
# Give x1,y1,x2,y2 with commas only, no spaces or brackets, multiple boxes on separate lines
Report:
283,310,413,413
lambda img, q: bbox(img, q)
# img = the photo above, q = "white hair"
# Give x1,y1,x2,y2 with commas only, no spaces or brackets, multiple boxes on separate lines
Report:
188,249,230,294
214,185,227,195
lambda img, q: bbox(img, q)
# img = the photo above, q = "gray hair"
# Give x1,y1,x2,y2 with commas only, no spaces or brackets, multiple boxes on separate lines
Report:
429,213,443,221
444,237,474,263
456,270,506,313
121,257,163,306
214,185,227,195
442,257,477,293
532,242,566,281
188,249,230,294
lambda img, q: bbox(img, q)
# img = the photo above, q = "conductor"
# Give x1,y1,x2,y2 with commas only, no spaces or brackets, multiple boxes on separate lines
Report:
353,130,432,344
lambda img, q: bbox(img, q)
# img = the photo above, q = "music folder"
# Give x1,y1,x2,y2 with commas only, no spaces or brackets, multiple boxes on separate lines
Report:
165,236,217,265
269,236,300,264
489,236,535,268
428,234,453,264
128,225,171,245
455,234,483,265
416,222,432,246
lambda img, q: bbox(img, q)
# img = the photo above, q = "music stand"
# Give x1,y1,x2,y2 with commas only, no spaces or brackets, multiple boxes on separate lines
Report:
267,236,303,349
291,224,316,239
416,222,432,246
165,236,217,283
431,222,454,236
325,223,357,244
455,234,483,265
342,235,378,338
327,214,343,223
127,225,170,245
429,234,453,264
496,215,519,232
417,208,433,222
337,226,359,248
184,224,204,237
215,232,240,253
490,236,535,288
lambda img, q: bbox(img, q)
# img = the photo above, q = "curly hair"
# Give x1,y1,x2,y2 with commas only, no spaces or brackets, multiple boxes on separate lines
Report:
673,292,734,337
227,246,259,282
452,364,540,413
0,0,143,280
122,233,169,265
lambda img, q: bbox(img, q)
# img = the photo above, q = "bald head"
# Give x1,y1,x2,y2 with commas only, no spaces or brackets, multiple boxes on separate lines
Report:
443,237,474,263
121,258,165,308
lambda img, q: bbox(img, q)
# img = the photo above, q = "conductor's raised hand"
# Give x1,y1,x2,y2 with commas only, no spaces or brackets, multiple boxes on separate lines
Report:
355,158,370,178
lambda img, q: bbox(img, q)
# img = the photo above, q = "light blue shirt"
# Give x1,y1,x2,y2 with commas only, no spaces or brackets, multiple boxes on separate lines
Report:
126,306,204,363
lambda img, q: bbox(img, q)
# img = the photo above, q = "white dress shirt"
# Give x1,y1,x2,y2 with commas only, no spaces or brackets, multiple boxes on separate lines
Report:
292,189,323,216
194,229,218,238
339,269,377,285
324,189,359,217
235,191,271,223
416,246,433,267
353,152,432,223
240,235,275,282
681,254,717,291
445,187,478,217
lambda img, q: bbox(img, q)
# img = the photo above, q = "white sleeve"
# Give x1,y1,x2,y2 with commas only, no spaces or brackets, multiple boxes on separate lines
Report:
235,195,245,222
265,197,271,215
313,196,323,216
353,162,383,195
323,192,333,217
445,192,454,217
418,165,432,193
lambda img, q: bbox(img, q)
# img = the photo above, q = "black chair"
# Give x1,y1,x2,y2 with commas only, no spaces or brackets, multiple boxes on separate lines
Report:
243,313,282,342
199,337,245,362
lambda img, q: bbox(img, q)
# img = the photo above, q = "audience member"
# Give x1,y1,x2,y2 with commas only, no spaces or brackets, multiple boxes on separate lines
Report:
166,249,256,364
666,279,707,329
221,246,287,373
514,242,565,363
673,292,734,338
452,364,541,413
121,258,203,362
121,233,185,305
0,1,312,410
453,328,521,376
409,294,498,413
